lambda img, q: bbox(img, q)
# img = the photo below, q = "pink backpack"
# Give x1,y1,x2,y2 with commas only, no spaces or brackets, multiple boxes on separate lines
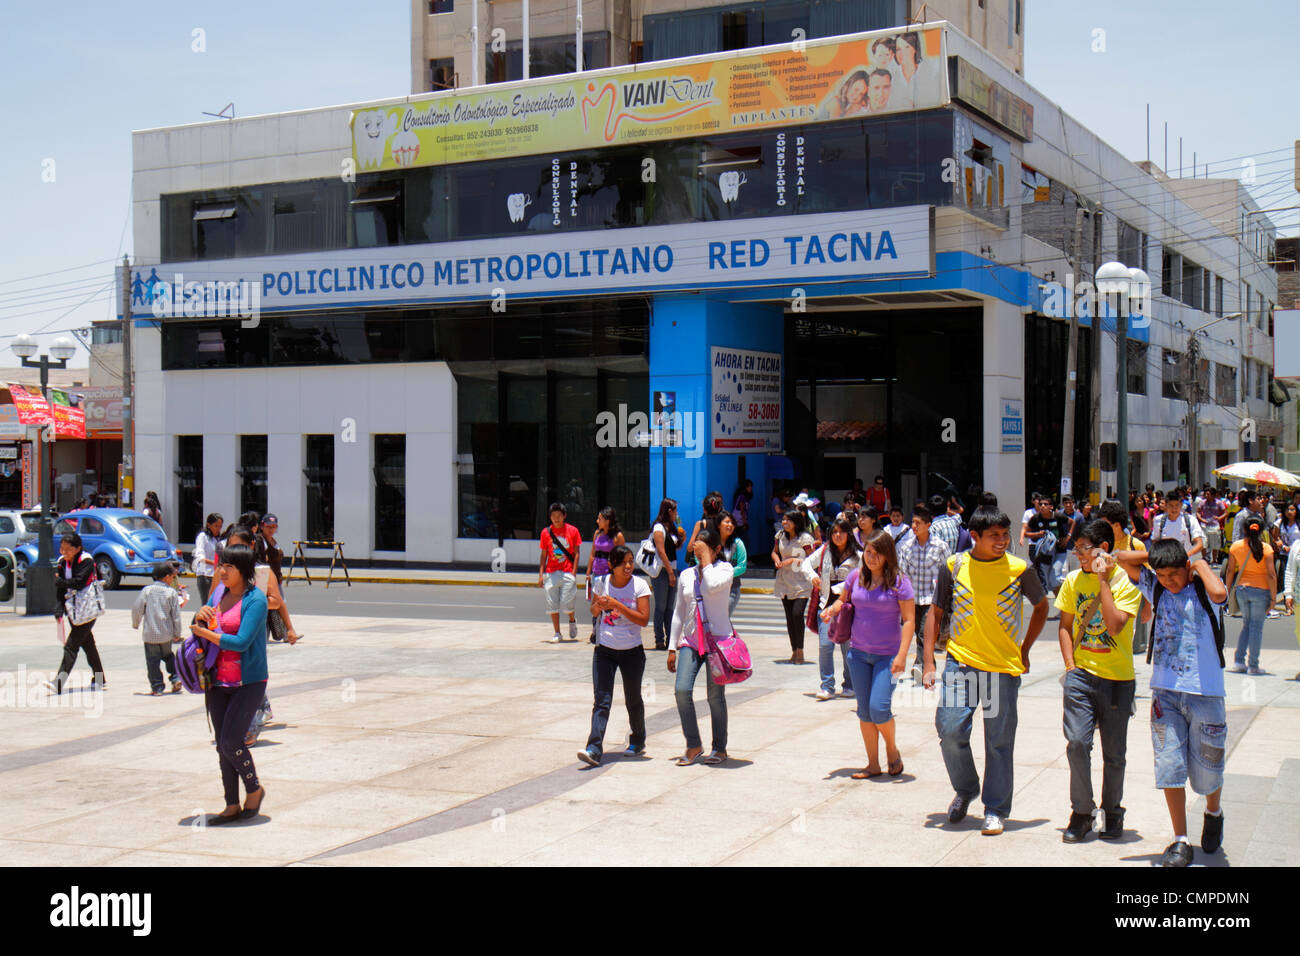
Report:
693,570,752,685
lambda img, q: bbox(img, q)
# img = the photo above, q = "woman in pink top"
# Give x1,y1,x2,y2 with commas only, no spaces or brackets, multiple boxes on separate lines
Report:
823,529,915,779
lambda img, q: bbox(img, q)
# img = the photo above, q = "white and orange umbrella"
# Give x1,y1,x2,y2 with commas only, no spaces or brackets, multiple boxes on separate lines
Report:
1212,461,1300,488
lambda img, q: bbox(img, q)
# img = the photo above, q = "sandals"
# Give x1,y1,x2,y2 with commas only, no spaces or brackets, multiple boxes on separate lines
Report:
851,767,883,779
888,759,905,777
675,750,703,766
701,751,728,765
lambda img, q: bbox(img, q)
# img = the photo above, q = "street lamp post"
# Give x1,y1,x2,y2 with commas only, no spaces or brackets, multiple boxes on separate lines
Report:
11,334,77,616
1096,263,1150,509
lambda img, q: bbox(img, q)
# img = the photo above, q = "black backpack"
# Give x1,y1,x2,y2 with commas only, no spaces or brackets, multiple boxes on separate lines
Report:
1146,576,1225,668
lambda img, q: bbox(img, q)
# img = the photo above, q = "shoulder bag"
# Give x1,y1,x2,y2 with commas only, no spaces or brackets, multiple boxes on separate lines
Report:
694,569,752,685
829,568,858,644
66,563,106,626
805,546,827,631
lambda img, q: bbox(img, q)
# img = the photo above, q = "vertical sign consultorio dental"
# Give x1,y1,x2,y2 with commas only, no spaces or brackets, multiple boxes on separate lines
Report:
711,347,782,453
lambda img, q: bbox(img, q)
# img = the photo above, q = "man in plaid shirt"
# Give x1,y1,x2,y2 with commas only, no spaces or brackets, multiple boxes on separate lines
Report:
898,502,951,679
929,493,964,555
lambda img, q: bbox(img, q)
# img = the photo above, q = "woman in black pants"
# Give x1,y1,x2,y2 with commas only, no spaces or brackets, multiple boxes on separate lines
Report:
190,544,270,824
771,510,815,664
49,532,105,693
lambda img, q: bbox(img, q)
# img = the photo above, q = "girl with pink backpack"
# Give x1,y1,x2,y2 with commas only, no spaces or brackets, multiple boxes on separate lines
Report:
668,528,749,765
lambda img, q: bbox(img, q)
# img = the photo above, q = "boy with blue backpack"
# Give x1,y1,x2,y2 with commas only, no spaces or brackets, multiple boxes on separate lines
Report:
1113,538,1228,867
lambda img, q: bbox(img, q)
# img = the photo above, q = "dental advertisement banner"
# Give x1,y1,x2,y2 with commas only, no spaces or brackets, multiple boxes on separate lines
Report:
711,346,782,454
351,26,947,171
123,206,935,317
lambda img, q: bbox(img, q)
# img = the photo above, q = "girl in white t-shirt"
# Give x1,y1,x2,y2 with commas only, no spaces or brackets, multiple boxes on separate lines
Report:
577,545,652,767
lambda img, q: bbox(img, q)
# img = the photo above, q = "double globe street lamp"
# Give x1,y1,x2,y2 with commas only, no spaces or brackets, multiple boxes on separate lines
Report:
1095,262,1151,509
11,333,78,616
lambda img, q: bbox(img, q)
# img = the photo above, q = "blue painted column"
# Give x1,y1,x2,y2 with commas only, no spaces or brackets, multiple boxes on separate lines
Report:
649,294,784,566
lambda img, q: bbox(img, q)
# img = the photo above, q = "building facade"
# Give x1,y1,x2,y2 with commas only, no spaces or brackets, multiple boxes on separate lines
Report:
127,18,1275,565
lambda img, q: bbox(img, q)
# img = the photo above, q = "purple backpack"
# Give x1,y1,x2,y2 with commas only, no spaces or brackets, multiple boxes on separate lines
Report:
175,634,220,693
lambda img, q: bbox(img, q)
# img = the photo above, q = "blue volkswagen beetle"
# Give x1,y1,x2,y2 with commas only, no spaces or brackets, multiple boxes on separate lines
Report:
15,508,181,590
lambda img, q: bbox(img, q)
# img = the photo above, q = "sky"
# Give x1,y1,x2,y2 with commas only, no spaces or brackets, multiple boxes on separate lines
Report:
0,0,1295,368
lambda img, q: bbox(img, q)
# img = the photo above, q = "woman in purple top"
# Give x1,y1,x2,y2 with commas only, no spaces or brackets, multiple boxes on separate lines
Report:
824,528,915,779
585,507,625,644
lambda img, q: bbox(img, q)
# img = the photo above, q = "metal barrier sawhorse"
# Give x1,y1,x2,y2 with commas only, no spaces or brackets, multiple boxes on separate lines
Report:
285,540,351,588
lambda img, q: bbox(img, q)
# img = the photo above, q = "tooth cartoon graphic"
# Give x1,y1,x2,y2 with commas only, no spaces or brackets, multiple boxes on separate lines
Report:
719,170,747,203
354,108,397,170
506,192,533,223
391,128,420,168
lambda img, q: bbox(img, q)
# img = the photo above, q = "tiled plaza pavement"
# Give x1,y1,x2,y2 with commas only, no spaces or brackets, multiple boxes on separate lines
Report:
0,606,1296,867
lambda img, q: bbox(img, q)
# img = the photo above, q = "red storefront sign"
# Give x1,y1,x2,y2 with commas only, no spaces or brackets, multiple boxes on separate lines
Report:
8,384,52,426
21,442,33,508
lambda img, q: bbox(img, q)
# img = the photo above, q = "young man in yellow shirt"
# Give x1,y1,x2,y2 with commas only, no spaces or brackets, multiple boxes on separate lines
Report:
923,500,1050,836
1055,519,1143,843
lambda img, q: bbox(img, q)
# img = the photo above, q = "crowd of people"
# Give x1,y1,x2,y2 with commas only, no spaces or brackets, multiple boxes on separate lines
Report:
543,477,1300,868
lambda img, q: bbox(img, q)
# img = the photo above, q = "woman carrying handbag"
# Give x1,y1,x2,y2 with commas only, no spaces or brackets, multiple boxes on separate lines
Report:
47,531,107,694
668,528,735,766
803,518,860,700
822,529,916,779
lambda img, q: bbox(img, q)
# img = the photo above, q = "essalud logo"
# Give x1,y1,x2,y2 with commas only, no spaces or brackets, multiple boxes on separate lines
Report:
136,271,260,320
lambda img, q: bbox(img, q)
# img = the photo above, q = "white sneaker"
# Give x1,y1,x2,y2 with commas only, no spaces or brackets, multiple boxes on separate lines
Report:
568,620,579,640
815,688,834,701
839,688,855,699
550,633,564,644
981,813,1004,836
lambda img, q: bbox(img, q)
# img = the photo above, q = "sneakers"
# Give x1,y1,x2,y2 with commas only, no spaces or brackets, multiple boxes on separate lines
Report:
1062,811,1092,843
568,620,578,640
946,794,971,824
576,748,600,767
981,813,1004,836
622,744,647,757
839,688,855,698
1161,840,1194,867
1201,811,1224,854
1267,610,1280,619
1247,666,1265,676
1099,807,1125,841
170,679,182,694
550,633,564,644
1227,663,1247,673
815,688,834,701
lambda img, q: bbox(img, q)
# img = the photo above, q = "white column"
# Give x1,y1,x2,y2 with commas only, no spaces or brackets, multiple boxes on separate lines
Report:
982,298,1026,513
268,433,304,545
203,433,239,529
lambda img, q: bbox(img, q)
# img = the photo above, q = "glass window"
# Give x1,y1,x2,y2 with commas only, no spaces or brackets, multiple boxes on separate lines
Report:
1126,340,1147,395
350,179,404,248
457,368,500,538
116,515,164,534
305,435,334,541
374,435,406,551
486,32,610,83
240,435,268,518
177,435,204,543
77,516,103,535
430,57,455,91
1216,363,1236,406
0,517,13,534
429,0,453,11
1162,349,1184,400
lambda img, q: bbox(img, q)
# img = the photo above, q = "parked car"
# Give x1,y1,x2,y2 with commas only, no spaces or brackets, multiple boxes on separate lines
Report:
15,508,180,589
0,509,49,553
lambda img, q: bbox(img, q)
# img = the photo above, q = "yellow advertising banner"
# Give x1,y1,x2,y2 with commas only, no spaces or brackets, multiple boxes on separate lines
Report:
351,26,948,172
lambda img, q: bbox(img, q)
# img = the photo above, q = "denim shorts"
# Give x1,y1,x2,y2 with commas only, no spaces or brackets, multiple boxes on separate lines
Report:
1150,688,1227,794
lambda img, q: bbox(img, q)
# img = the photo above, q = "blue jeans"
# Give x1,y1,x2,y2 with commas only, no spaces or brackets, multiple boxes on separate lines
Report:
728,578,741,618
1051,551,1069,592
651,571,676,648
846,649,895,723
674,645,727,753
935,655,1020,819
1151,689,1226,794
1234,585,1269,668
143,641,178,694
817,617,852,694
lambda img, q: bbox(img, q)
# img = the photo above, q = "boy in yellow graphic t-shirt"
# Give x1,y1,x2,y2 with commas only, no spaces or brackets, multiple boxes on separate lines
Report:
923,499,1050,836
1054,519,1142,845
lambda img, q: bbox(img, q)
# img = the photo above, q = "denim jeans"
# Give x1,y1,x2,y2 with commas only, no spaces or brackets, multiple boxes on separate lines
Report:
728,578,741,618
817,616,852,694
1151,688,1227,794
587,644,647,758
651,571,676,647
1234,585,1269,668
674,645,727,753
1051,551,1070,592
1062,668,1135,816
935,655,1020,819
143,642,178,694
846,649,896,724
